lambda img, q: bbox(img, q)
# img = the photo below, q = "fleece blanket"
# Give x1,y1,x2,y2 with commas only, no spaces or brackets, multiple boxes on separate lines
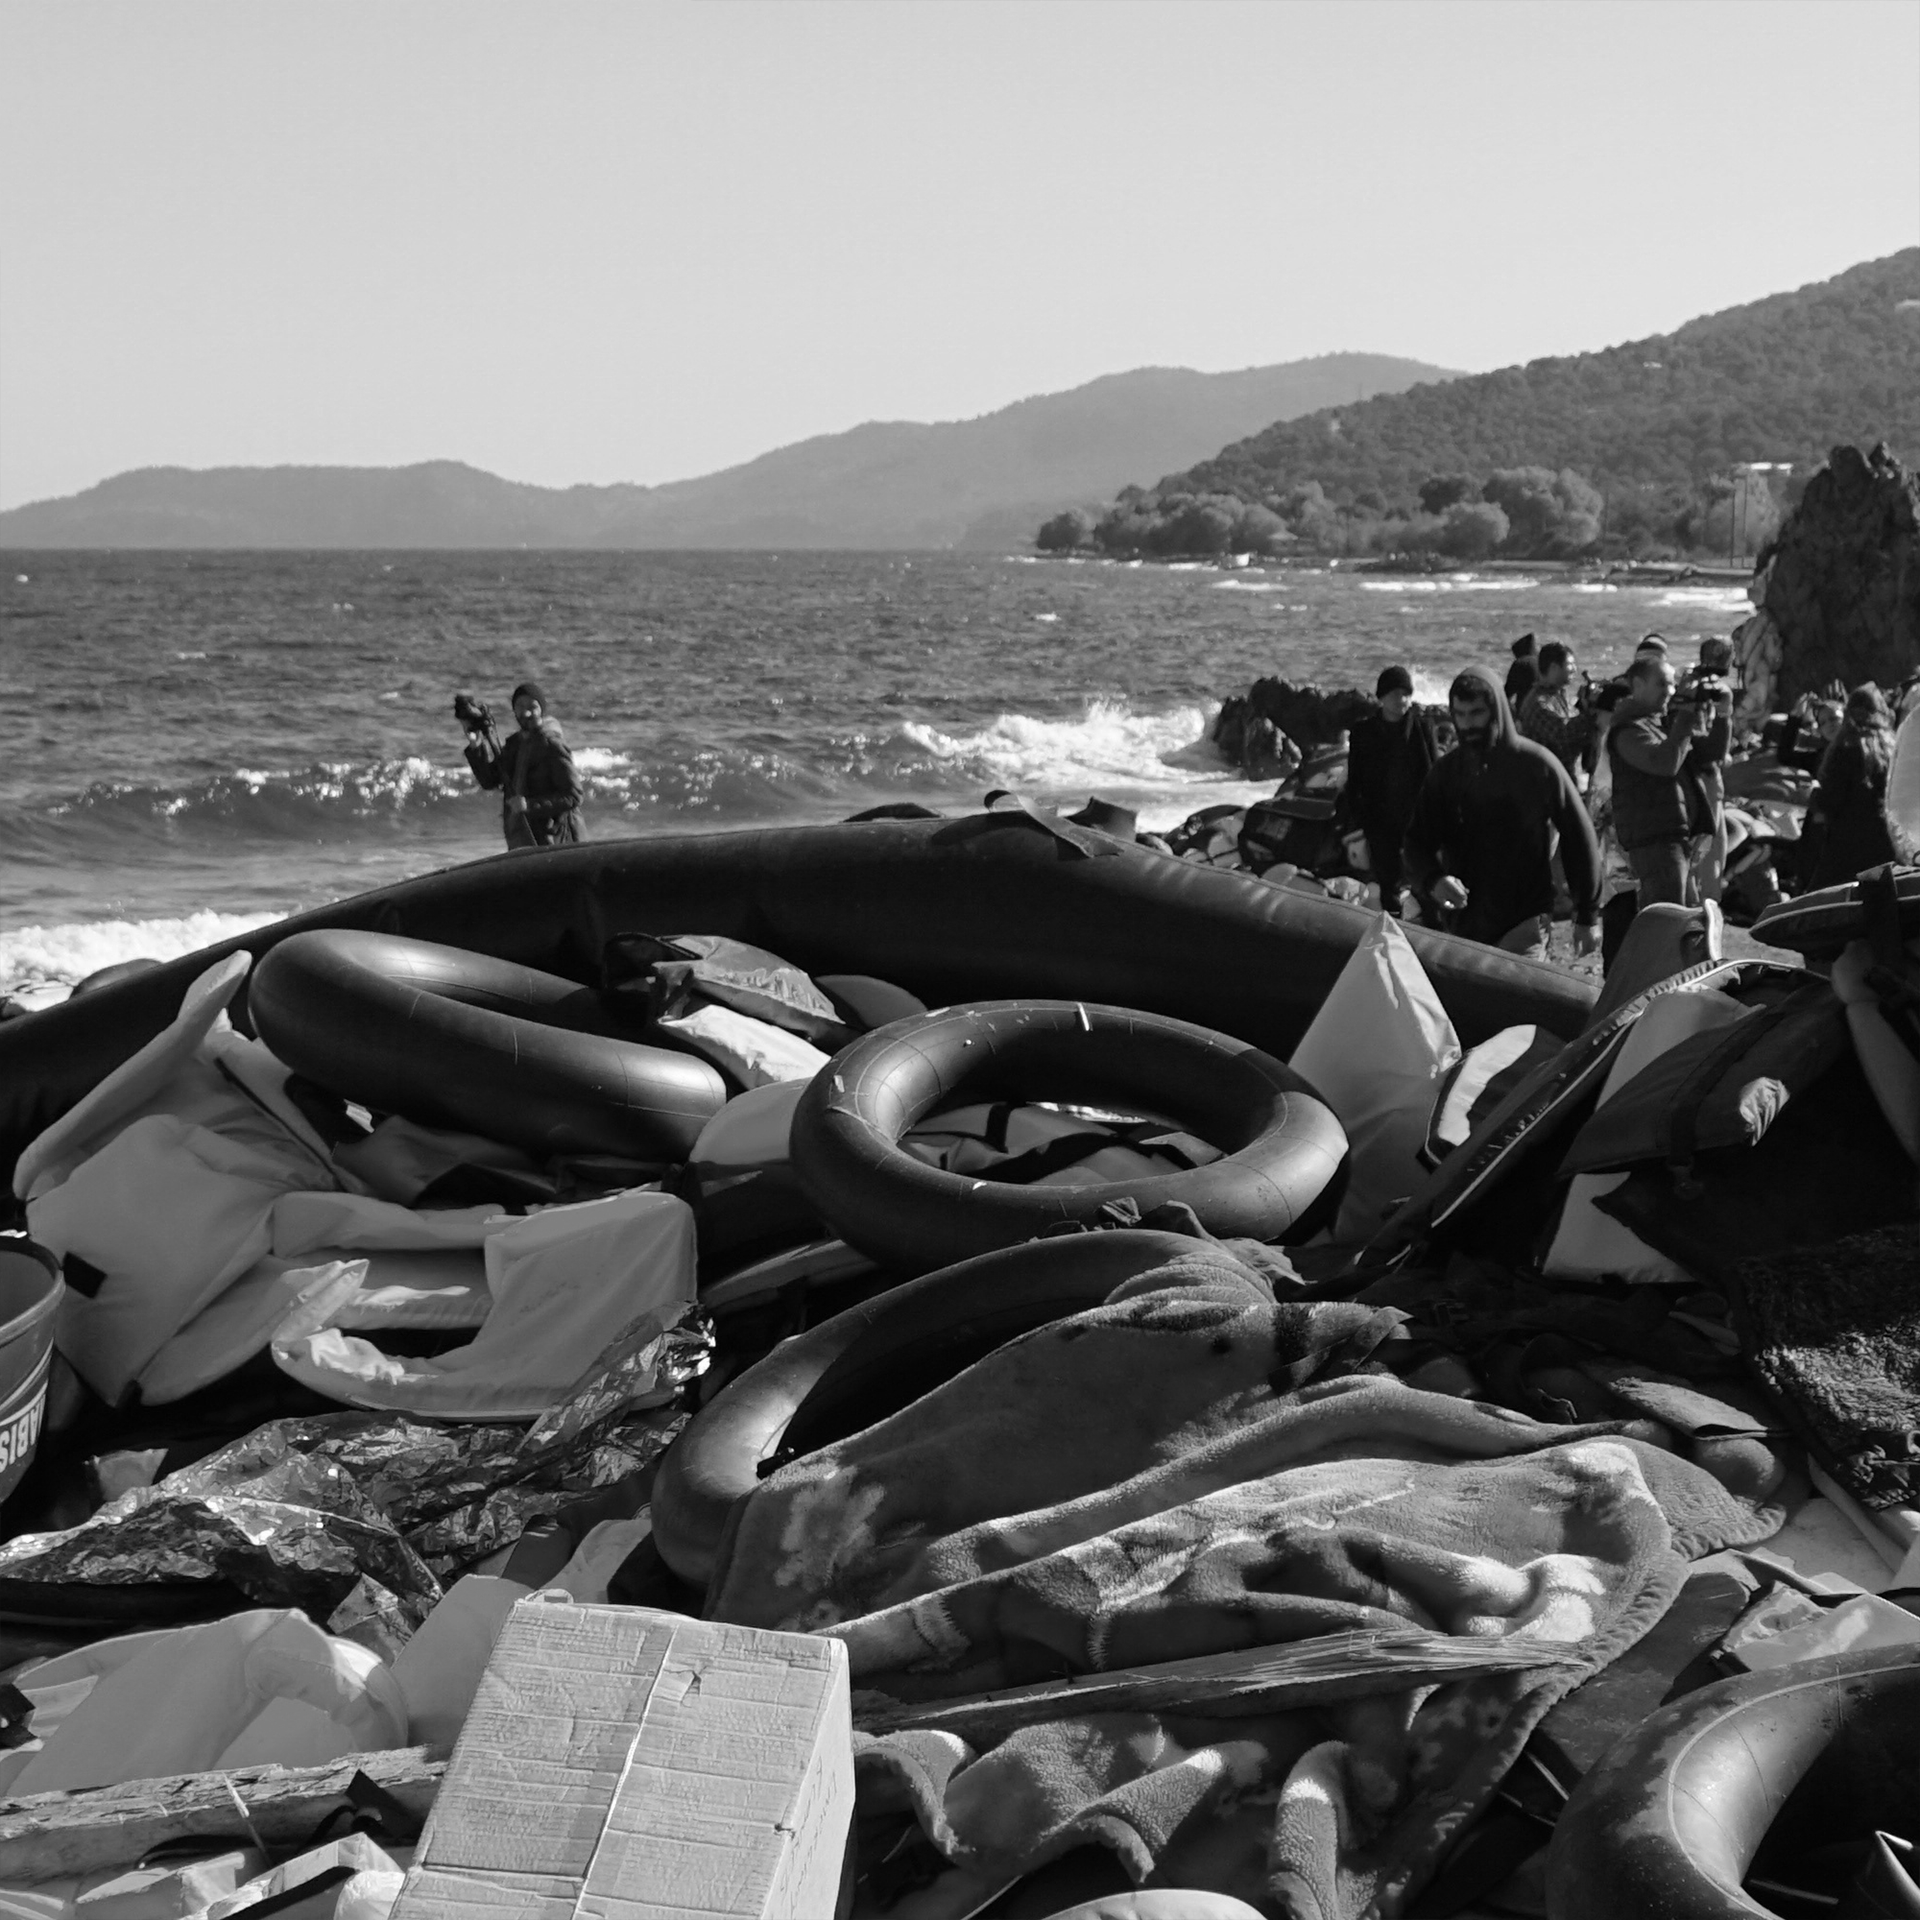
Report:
707,1249,1780,1920
1732,1222,1920,1509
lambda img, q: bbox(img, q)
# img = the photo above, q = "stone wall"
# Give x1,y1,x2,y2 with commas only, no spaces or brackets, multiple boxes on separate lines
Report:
1759,442,1920,701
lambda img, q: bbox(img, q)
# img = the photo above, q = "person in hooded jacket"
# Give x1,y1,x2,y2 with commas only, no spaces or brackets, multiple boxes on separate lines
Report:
455,679,585,848
1404,665,1602,960
1344,665,1436,916
1803,683,1898,889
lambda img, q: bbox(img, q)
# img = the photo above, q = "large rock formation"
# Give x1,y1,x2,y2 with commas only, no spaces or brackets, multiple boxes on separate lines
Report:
1211,679,1380,773
1759,442,1920,701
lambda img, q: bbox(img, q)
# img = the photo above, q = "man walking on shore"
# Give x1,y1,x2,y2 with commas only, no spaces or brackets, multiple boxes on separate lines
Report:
1345,665,1436,916
455,680,585,849
1404,666,1601,960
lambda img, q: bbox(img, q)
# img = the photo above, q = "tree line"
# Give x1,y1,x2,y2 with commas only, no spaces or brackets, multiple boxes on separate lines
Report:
1036,462,1795,561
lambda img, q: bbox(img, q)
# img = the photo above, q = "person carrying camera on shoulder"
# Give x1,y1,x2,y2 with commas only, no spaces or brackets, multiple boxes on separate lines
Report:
1606,651,1727,910
453,679,585,850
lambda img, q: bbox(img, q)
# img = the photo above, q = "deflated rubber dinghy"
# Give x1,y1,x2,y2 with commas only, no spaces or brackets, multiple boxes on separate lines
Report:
1546,1643,1920,1920
0,814,1596,1187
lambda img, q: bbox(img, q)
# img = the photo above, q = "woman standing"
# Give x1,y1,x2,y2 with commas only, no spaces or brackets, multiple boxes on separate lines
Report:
1803,684,1897,889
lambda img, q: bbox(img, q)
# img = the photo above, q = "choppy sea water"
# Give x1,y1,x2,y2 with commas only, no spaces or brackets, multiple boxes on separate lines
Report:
0,550,1754,995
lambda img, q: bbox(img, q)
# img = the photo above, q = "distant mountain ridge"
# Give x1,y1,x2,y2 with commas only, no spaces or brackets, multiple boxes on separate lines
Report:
0,354,1457,550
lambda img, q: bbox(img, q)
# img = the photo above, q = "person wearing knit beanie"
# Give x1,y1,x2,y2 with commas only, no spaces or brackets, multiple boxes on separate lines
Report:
1346,663,1435,917
452,677,584,849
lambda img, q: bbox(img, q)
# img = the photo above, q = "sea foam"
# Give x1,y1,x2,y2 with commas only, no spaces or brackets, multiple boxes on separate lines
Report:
0,910,277,1000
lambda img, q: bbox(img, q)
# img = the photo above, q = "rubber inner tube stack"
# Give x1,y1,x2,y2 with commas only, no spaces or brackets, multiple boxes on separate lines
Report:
249,929,729,1161
788,999,1348,1274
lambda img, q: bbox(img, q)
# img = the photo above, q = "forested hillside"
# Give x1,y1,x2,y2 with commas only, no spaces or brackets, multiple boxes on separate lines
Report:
1045,250,1920,560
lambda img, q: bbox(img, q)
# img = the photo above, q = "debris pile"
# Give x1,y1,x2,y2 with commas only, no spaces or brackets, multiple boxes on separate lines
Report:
0,814,1912,1918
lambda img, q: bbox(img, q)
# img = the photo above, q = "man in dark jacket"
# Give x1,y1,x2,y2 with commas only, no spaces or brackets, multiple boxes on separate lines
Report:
456,680,585,849
1606,655,1723,908
1405,666,1601,959
1344,665,1436,916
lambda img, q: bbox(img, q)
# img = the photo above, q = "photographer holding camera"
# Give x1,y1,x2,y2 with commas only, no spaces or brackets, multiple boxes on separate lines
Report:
454,680,585,850
1605,650,1729,909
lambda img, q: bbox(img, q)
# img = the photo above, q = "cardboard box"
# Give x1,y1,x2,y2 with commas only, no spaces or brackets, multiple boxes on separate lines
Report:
394,1597,852,1920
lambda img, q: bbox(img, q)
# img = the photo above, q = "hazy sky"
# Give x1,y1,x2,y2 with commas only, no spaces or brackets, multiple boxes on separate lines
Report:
3,0,1916,508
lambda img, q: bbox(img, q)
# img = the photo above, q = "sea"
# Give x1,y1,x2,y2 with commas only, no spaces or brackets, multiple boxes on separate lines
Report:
0,550,1755,1001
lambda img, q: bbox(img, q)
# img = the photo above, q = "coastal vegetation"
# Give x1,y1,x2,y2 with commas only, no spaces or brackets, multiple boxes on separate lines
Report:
1040,249,1920,561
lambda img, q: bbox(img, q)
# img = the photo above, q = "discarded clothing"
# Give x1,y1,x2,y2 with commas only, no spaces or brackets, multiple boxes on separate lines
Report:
710,1252,1407,1629
655,1004,833,1090
706,1252,1779,1920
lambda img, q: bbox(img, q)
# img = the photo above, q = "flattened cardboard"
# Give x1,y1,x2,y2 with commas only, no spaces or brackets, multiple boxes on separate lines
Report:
394,1598,852,1920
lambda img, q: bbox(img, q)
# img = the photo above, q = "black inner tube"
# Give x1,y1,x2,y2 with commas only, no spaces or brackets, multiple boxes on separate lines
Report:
651,1228,1205,1589
790,1000,1347,1273
1546,1644,1920,1919
250,929,729,1161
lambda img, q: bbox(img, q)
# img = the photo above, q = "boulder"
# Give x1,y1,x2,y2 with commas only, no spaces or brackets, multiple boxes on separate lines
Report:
1759,442,1920,701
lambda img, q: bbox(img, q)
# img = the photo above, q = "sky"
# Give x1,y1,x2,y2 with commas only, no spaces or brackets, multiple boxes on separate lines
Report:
2,0,1917,509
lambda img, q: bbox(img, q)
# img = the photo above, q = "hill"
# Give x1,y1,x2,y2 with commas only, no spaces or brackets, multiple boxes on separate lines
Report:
0,354,1457,551
1067,250,1920,560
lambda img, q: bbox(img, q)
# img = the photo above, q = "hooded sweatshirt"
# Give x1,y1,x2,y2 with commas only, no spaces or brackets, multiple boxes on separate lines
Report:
466,715,584,848
1404,665,1600,943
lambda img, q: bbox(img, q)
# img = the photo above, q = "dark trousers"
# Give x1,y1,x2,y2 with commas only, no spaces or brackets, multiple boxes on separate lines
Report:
1626,836,1696,909
1366,832,1407,914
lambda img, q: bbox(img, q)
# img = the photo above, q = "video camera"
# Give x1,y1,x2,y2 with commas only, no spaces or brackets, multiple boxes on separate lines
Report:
1673,664,1731,708
452,692,495,735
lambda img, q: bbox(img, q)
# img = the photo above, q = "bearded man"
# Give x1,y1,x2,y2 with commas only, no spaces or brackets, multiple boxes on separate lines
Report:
1404,666,1601,960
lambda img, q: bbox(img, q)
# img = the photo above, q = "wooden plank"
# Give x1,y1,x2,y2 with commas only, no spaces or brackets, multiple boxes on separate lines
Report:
853,1628,1585,1741
0,1746,444,1886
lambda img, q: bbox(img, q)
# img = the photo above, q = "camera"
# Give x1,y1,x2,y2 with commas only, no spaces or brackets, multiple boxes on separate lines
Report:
453,692,494,733
1675,666,1730,707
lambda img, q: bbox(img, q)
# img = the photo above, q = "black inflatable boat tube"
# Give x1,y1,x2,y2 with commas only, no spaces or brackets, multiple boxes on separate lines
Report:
790,1000,1347,1272
649,1227,1205,1588
0,816,1597,1186
1545,1643,1920,1920
250,931,729,1161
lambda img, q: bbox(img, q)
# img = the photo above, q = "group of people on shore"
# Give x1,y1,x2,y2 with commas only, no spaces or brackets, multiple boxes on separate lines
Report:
1346,629,1906,963
450,648,1903,978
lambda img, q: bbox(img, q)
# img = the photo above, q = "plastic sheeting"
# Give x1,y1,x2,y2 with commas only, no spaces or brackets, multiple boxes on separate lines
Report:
272,1190,697,1419
5,1609,406,1795
1290,914,1461,1243
0,1307,708,1636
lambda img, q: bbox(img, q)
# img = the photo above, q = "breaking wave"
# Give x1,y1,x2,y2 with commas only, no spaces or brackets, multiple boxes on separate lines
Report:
1,910,279,1000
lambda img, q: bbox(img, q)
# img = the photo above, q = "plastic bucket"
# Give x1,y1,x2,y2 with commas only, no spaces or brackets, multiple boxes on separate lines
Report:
0,1241,61,1506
